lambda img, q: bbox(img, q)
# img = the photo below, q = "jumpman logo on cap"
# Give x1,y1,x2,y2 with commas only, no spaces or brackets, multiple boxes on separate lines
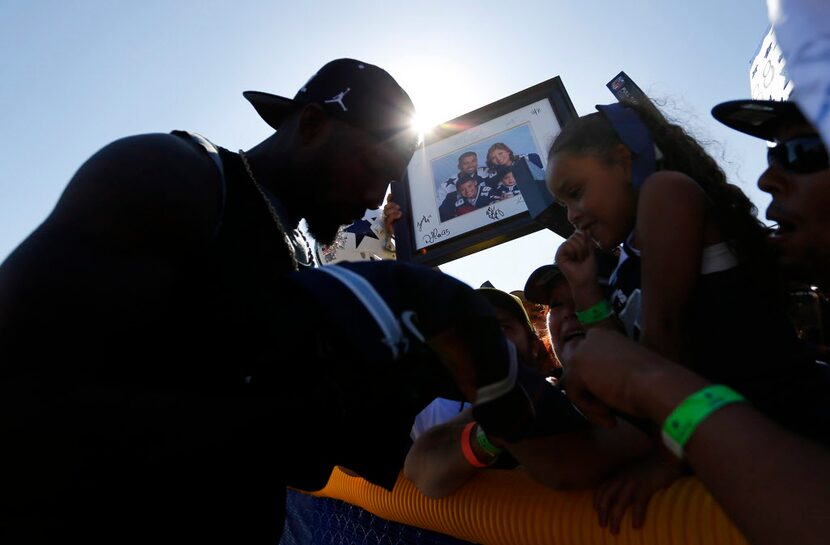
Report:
325,88,351,112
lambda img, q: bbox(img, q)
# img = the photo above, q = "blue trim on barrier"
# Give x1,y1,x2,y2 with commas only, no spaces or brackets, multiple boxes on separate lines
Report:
281,490,475,545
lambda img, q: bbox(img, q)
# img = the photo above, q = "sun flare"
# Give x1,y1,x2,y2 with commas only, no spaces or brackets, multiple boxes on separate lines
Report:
397,58,470,144
410,113,437,143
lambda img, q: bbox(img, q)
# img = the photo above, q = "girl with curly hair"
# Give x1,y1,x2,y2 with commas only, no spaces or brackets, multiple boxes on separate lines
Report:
547,100,828,533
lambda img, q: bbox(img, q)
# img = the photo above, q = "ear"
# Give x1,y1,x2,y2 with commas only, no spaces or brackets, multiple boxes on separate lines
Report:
297,103,333,148
611,144,631,171
612,143,633,175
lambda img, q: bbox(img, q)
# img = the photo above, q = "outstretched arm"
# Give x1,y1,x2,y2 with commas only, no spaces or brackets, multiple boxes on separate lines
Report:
491,418,652,490
562,329,830,545
405,405,651,498
404,408,482,498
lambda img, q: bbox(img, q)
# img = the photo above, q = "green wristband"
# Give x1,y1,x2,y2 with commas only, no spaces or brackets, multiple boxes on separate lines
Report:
575,299,614,325
475,424,503,457
662,384,746,459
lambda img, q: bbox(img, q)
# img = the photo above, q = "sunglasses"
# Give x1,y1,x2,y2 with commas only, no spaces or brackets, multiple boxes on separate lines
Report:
767,135,829,174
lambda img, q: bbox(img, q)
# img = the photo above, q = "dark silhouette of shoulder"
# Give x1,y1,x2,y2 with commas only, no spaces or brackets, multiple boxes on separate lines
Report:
0,133,226,342
46,133,225,254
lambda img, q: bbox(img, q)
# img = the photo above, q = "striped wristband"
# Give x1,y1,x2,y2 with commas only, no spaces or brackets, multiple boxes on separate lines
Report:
461,422,489,468
661,384,746,459
475,424,503,457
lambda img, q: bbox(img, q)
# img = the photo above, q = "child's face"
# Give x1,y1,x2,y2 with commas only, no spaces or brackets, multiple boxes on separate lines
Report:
489,148,512,166
494,307,531,362
546,279,583,365
546,151,637,250
458,179,478,199
501,172,516,187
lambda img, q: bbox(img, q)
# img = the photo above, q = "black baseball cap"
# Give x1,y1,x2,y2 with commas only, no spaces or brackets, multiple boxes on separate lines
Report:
524,251,618,305
711,99,809,142
244,58,418,152
476,287,536,338
523,264,566,305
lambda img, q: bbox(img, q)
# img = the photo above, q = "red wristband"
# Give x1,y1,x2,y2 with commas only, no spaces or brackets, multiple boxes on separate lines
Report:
460,421,489,468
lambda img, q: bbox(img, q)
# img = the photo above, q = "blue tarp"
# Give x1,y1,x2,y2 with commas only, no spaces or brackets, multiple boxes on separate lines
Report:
281,489,477,545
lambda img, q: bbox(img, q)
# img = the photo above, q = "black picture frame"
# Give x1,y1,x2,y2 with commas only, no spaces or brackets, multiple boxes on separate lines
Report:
393,76,577,267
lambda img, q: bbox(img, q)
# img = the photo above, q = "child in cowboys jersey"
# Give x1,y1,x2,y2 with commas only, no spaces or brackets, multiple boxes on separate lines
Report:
438,173,493,221
435,151,490,208
491,166,522,201
546,100,830,533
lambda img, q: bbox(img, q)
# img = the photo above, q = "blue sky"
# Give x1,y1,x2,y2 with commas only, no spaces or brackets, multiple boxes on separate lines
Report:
0,0,772,290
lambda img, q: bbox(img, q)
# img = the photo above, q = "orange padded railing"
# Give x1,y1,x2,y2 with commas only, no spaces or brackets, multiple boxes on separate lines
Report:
308,468,748,545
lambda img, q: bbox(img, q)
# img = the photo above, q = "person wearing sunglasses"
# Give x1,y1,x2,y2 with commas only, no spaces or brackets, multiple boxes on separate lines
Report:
714,100,830,284
555,100,830,545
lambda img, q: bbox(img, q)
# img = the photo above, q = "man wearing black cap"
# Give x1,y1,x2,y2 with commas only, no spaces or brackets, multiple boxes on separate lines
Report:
1,57,595,543
239,59,419,251
557,98,830,545
0,59,424,541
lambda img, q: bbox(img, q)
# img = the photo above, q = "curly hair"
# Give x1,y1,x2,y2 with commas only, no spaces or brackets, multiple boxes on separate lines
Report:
548,100,781,302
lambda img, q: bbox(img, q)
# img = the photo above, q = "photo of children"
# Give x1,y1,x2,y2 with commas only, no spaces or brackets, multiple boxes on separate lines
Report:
404,91,567,255
430,124,545,222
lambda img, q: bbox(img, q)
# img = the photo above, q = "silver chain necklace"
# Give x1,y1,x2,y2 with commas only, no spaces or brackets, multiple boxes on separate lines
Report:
238,150,299,271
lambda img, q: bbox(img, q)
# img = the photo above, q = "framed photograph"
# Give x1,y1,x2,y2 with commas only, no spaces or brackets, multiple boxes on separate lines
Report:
393,76,577,266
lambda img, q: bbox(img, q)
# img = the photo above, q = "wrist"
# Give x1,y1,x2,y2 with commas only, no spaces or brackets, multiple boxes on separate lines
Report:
661,385,747,458
473,423,503,458
631,363,711,425
461,422,499,467
572,283,605,309
575,299,614,326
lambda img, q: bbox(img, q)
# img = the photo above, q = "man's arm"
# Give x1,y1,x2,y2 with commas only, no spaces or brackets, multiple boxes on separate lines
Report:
405,405,652,498
493,419,652,490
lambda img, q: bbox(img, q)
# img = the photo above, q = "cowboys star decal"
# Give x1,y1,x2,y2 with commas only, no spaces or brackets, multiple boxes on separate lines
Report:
344,217,379,247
